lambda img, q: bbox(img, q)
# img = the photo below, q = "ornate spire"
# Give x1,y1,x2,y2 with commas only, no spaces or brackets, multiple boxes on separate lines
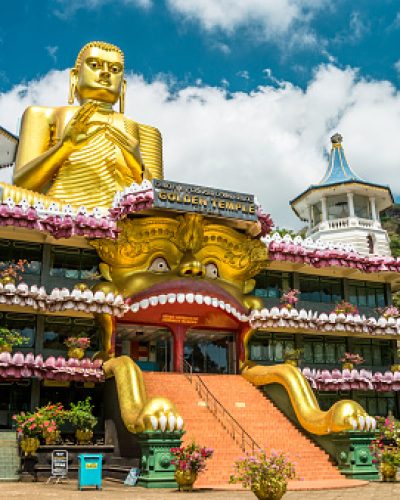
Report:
318,133,362,186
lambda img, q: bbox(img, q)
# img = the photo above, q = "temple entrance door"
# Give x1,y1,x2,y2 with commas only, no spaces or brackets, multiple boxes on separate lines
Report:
184,330,236,374
117,324,172,371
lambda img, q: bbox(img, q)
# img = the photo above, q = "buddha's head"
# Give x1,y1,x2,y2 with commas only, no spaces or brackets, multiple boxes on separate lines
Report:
69,41,126,109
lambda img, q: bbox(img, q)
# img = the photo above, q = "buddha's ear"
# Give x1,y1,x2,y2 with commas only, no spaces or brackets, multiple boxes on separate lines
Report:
99,263,112,282
68,69,78,104
119,79,126,114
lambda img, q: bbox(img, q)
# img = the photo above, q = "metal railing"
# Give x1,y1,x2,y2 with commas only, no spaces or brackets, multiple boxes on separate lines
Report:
183,360,260,454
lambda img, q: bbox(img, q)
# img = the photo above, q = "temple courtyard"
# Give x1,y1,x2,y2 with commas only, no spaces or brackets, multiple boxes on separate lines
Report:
0,481,399,499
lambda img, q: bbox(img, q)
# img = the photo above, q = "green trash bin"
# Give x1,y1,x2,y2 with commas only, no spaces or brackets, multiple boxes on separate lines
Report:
78,454,102,490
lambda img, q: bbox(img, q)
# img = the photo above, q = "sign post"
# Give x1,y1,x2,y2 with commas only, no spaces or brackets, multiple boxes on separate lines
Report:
47,449,68,483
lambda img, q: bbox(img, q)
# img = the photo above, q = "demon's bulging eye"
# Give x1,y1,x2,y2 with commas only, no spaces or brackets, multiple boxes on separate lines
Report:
149,257,170,273
205,262,218,279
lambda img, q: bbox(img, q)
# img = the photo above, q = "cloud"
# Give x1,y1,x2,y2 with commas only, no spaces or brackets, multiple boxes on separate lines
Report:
166,0,326,47
53,0,152,19
46,46,58,63
1,64,400,229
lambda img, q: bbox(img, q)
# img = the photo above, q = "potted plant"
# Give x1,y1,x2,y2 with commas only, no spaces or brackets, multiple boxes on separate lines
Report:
38,403,66,445
0,326,28,353
333,300,359,315
64,334,91,360
230,450,295,499
370,416,400,481
0,259,29,285
283,348,303,368
170,442,214,491
339,352,364,370
68,397,97,444
280,289,300,310
13,411,45,456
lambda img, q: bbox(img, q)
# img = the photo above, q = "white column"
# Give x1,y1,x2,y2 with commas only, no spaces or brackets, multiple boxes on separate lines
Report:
321,197,327,222
307,204,313,228
369,196,377,221
347,192,355,218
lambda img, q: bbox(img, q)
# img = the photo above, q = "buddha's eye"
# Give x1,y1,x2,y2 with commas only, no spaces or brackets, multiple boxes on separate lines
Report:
110,64,122,74
149,257,170,273
86,58,100,70
205,263,218,279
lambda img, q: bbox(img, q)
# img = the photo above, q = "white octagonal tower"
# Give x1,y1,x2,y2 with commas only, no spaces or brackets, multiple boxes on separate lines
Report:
290,133,393,256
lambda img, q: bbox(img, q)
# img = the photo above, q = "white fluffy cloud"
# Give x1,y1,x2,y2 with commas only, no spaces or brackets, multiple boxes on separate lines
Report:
167,0,325,40
1,64,400,229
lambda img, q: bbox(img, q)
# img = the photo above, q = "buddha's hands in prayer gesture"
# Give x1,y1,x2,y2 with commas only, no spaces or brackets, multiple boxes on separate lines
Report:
61,102,104,153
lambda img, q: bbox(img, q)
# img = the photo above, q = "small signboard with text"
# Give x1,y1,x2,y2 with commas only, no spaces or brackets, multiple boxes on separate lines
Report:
51,450,68,478
153,179,257,221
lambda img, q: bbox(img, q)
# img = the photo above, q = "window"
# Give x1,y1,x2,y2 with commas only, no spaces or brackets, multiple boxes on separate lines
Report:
303,336,346,365
249,333,295,362
354,195,370,219
353,392,397,417
0,240,42,276
348,280,386,308
351,339,392,367
0,313,36,348
312,202,322,225
254,271,292,299
50,247,100,280
43,317,98,350
327,194,348,220
299,275,342,303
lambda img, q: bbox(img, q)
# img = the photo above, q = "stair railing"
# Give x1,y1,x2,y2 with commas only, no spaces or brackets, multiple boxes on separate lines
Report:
182,361,260,454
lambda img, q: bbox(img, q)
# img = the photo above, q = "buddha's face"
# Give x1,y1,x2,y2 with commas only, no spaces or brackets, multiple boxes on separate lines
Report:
75,46,124,105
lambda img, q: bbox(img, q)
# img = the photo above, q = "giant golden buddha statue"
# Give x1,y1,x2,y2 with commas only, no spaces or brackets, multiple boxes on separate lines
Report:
9,41,163,210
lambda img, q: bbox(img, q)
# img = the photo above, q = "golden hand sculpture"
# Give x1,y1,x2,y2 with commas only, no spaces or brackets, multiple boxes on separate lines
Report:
241,362,376,435
104,356,183,433
11,41,163,210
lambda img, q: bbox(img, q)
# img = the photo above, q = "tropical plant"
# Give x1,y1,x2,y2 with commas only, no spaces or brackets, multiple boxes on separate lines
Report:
280,289,300,309
339,352,364,366
370,416,400,467
64,336,91,349
230,450,295,497
170,442,214,473
0,327,28,348
379,306,400,319
39,403,66,428
13,411,49,438
0,259,29,282
68,397,97,431
333,300,359,315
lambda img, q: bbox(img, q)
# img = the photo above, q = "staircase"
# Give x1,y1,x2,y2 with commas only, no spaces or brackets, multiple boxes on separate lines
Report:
143,373,343,487
0,431,20,481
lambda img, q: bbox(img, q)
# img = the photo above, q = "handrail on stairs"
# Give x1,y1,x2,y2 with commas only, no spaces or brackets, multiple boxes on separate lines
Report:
183,359,260,455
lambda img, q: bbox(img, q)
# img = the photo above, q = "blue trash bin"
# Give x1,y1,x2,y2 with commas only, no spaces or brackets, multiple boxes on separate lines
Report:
78,454,102,490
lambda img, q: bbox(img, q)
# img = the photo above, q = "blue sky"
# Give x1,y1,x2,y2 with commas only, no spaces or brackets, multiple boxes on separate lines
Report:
1,0,400,93
1,0,400,227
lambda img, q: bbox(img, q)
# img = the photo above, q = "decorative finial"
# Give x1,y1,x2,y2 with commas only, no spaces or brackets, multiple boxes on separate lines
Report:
331,133,343,147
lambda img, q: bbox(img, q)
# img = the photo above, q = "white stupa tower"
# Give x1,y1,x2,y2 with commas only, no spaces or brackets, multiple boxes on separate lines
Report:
290,133,393,256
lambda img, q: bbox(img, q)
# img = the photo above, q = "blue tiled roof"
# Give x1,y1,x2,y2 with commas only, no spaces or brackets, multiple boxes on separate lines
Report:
318,134,362,186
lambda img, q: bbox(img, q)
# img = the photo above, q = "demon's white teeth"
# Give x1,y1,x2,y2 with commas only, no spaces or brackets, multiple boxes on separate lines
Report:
158,294,167,305
149,296,159,306
370,417,376,430
195,294,203,305
349,418,358,430
131,303,140,313
185,293,195,304
219,301,226,310
159,414,167,432
225,303,232,313
150,415,158,430
167,293,176,304
231,307,237,317
140,299,149,309
358,415,365,430
177,293,185,304
204,296,212,306
168,414,176,431
176,416,184,430
211,298,219,307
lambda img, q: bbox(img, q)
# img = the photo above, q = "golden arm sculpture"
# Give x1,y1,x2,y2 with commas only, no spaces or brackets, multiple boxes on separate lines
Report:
8,41,163,210
103,356,183,433
241,362,372,435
